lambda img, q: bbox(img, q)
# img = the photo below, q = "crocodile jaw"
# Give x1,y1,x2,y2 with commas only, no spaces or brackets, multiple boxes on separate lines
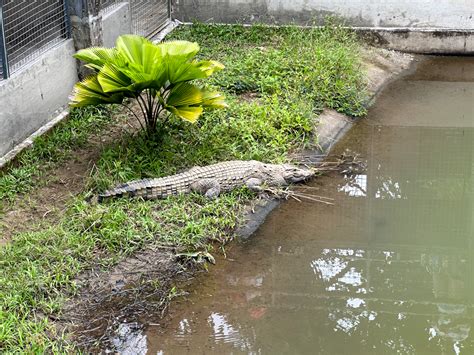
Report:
281,164,315,183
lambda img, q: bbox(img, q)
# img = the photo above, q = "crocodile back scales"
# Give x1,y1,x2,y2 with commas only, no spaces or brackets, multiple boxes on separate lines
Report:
98,160,262,201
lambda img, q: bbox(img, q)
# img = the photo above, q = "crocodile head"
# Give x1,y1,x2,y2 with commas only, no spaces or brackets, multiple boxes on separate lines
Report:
281,164,314,183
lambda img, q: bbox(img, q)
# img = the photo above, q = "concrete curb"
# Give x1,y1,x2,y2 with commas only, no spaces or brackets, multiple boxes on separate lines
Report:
0,109,69,169
178,22,474,54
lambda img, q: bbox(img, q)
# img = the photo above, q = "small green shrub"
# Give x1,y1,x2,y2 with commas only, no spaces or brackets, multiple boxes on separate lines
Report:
70,35,227,134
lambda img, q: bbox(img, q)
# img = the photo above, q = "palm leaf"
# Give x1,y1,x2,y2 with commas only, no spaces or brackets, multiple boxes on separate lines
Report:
166,83,203,107
159,40,200,61
201,90,228,108
74,47,120,70
194,60,225,77
166,106,203,123
98,63,133,93
70,75,123,107
116,35,153,65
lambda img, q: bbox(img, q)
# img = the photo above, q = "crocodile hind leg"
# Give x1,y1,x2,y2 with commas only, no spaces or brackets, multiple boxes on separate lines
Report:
190,179,221,199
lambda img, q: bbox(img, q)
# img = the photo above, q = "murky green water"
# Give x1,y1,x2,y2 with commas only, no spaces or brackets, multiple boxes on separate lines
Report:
116,57,474,354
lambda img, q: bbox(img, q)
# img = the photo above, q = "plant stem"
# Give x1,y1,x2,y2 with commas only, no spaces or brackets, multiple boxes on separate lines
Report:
120,104,146,132
136,94,151,133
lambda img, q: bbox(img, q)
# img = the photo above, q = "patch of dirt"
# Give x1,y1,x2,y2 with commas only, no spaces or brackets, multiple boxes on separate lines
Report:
0,112,140,244
237,91,261,103
60,246,199,351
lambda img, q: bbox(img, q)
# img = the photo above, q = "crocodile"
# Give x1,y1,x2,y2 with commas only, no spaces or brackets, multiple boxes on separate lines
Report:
98,160,314,202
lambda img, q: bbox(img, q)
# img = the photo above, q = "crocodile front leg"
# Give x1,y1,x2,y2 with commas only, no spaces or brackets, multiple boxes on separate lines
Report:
190,179,221,198
245,178,263,192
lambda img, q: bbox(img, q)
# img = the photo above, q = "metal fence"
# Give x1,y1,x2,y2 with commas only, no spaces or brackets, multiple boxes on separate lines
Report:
100,0,170,37
0,0,70,80
0,0,169,80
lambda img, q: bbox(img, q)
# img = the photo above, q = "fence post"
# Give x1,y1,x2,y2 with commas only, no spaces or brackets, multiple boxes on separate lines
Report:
0,0,9,79
63,0,72,39
66,0,104,78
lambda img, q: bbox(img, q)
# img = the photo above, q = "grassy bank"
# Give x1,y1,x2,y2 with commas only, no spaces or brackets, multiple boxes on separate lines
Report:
0,24,367,352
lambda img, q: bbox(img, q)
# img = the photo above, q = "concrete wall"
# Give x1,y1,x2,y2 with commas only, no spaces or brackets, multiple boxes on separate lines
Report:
174,0,474,29
101,2,132,47
359,28,474,54
0,40,78,158
174,0,474,53
0,2,133,163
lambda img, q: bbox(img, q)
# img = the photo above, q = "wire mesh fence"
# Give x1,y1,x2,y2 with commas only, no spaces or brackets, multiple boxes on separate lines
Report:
131,0,169,37
0,0,169,80
0,0,70,79
99,0,170,37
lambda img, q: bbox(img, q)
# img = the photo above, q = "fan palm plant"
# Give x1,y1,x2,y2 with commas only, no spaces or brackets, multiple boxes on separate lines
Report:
70,35,227,135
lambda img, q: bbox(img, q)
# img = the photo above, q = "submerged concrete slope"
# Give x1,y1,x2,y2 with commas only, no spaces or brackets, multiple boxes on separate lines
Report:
174,0,474,53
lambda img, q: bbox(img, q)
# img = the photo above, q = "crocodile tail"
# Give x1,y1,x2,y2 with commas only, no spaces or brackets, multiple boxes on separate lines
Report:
97,182,147,203
97,187,129,203
97,191,116,203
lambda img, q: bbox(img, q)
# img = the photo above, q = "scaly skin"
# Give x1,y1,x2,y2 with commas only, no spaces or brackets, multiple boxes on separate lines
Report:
98,160,314,202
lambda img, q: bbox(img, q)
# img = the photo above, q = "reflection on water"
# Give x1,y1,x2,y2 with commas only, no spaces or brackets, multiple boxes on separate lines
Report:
120,57,474,354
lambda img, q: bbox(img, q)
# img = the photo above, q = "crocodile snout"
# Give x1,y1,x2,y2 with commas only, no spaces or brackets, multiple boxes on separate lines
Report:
283,165,314,183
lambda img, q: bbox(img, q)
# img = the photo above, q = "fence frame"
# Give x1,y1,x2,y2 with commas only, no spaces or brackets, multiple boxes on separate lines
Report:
0,0,9,79
0,0,71,81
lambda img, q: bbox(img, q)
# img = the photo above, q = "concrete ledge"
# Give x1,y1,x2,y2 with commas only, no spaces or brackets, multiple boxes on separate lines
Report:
0,110,69,169
179,21,474,54
358,28,474,54
151,20,181,43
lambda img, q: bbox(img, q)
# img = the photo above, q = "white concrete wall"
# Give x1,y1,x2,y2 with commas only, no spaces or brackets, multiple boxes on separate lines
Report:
0,2,134,161
0,40,78,157
267,0,473,29
175,0,474,29
101,2,132,47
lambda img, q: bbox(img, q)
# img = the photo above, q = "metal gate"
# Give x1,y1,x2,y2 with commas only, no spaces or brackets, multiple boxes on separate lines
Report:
101,0,170,38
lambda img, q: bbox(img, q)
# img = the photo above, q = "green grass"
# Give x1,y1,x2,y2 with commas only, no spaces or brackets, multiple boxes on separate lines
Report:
89,23,367,191
0,192,249,352
0,24,368,352
0,106,112,205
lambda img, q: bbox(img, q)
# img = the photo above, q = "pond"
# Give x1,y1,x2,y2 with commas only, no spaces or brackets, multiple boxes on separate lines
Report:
115,57,474,354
